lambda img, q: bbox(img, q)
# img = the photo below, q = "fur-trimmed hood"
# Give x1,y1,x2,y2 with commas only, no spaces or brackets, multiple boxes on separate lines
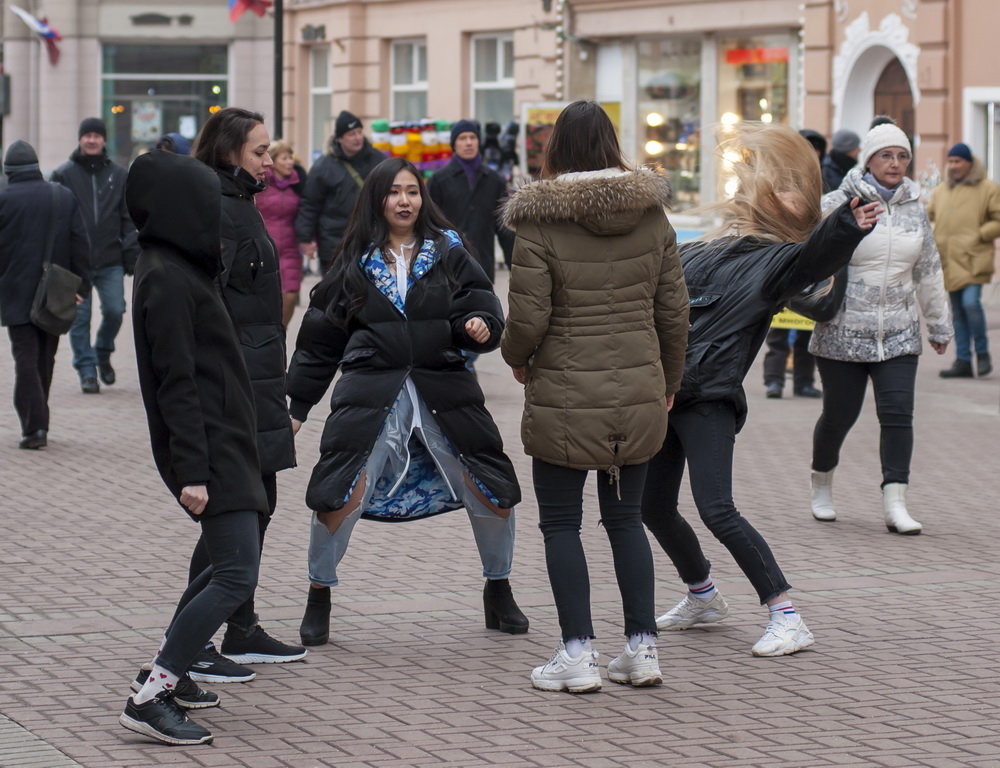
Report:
950,157,987,187
502,168,672,236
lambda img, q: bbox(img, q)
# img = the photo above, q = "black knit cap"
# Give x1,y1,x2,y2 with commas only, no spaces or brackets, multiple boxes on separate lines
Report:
334,110,362,139
78,117,107,139
4,140,39,175
450,119,481,148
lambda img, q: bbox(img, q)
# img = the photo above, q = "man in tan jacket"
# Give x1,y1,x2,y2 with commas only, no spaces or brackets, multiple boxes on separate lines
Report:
928,142,1000,378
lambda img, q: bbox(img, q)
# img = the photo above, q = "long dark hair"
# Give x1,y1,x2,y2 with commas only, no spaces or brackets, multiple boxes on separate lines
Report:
541,100,630,178
312,157,458,323
192,107,265,169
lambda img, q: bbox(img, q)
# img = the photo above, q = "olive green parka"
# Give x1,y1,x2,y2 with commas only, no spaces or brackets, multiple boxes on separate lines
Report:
500,168,689,471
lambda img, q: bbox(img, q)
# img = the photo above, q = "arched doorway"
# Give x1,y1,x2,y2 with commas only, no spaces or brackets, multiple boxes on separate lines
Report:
874,58,915,139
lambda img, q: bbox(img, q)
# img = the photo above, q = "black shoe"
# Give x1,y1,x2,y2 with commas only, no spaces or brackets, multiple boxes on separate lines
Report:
299,586,331,647
131,668,220,709
80,376,100,394
186,643,255,683
939,359,974,378
119,691,213,746
98,360,116,386
222,623,308,664
977,353,992,377
18,429,47,450
483,578,529,634
765,383,783,399
794,384,822,398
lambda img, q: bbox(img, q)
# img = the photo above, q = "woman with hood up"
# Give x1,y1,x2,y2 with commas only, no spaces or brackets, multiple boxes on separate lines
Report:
640,123,882,658
121,150,266,746
501,101,690,693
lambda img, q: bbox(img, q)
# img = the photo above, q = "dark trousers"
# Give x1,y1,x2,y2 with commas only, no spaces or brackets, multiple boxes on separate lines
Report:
533,458,656,641
641,401,791,604
187,472,276,630
8,323,59,435
158,510,261,676
763,328,816,389
812,355,918,485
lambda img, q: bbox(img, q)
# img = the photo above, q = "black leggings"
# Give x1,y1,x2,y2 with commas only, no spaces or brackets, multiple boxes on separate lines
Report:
158,510,261,676
641,401,791,604
533,459,656,641
812,355,918,485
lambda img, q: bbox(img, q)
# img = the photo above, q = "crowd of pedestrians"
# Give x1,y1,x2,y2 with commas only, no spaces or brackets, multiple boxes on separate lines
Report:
2,99,994,746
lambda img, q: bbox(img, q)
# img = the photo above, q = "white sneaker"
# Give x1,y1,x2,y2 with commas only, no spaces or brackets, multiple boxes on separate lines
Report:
608,643,662,687
530,647,601,693
656,591,730,630
751,612,815,657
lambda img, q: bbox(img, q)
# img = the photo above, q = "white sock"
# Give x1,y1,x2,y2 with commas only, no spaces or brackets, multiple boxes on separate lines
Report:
768,599,798,618
627,632,656,652
132,662,180,705
687,576,718,601
563,636,593,658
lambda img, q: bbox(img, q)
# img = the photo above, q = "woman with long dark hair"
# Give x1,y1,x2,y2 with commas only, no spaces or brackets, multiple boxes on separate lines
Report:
501,101,690,692
286,156,527,647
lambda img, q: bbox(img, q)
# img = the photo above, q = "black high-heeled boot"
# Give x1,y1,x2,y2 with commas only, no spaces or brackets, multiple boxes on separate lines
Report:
299,586,331,646
483,578,529,634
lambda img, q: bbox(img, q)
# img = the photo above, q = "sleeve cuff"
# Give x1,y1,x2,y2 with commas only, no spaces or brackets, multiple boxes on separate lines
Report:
288,398,312,422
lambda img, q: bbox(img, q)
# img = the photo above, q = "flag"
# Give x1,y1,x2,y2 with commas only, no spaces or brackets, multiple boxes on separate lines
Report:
10,5,62,65
228,0,272,23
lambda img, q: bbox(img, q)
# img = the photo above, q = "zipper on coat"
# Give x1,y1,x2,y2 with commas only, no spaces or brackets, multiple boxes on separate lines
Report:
91,175,99,225
877,201,893,361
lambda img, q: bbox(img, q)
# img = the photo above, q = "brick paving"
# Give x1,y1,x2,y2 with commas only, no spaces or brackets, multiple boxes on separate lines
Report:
1,272,998,768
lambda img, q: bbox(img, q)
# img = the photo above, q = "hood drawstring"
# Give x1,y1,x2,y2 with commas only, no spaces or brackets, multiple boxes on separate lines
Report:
607,464,622,501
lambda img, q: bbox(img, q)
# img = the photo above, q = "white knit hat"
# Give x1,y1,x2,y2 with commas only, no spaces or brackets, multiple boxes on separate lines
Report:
859,123,911,169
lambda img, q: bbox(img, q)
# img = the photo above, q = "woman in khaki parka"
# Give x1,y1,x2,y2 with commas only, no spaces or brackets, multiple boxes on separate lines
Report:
501,101,689,693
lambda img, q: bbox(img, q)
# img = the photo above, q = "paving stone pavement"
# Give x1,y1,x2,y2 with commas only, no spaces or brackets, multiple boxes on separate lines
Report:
1,272,998,768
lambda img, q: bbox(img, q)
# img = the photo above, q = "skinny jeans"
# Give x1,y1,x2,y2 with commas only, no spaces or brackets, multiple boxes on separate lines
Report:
533,459,656,641
7,323,59,434
641,401,791,604
812,354,918,485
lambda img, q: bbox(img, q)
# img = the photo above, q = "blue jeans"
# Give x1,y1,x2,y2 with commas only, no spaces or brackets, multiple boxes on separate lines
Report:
950,285,989,361
69,265,125,377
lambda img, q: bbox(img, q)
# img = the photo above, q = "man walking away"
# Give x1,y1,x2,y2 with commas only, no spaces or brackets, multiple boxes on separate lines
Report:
52,118,140,394
929,142,1000,378
0,141,90,448
822,130,860,193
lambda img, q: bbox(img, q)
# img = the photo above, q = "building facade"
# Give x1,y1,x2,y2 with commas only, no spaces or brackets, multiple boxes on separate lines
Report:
2,0,274,171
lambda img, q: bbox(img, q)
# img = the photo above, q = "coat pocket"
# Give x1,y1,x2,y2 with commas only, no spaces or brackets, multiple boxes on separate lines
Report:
340,346,377,366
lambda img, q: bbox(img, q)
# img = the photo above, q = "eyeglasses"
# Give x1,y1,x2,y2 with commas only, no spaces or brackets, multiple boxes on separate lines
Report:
873,150,911,164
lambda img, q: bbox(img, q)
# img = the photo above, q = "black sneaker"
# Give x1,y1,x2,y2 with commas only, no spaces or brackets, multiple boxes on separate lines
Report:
221,624,308,664
187,643,256,683
131,668,220,709
98,360,116,386
80,376,100,394
119,690,213,746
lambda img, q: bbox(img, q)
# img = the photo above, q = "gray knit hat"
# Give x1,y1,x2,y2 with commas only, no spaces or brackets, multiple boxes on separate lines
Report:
831,129,861,154
3,140,39,175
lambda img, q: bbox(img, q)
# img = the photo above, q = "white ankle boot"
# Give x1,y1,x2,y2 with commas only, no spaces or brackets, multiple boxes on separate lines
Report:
810,470,836,521
882,483,922,535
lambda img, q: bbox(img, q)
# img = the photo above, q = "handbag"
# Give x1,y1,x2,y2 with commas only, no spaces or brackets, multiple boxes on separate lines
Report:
787,263,848,323
30,184,82,336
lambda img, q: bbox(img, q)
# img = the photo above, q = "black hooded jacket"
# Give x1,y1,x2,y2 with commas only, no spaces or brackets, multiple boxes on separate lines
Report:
0,167,91,327
216,165,296,475
128,151,267,520
822,150,857,193
294,139,385,266
675,202,868,430
51,149,140,272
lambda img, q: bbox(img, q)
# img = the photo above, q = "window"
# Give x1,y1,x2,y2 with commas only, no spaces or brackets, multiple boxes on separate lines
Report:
101,44,228,166
391,39,427,121
472,34,514,125
310,46,333,161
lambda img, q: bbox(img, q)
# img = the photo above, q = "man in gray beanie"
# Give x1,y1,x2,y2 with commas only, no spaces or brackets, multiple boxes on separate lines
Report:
822,129,861,191
0,140,91,447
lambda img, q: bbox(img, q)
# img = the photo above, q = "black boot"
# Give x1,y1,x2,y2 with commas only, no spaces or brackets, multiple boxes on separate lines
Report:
299,586,331,646
483,578,529,634
18,429,47,450
939,359,974,379
977,353,992,377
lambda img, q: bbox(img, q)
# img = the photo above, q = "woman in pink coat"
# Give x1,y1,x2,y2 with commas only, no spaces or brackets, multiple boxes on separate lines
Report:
257,140,311,327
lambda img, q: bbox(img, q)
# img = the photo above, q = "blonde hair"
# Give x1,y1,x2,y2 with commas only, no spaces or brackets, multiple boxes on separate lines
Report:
268,140,294,160
705,123,822,244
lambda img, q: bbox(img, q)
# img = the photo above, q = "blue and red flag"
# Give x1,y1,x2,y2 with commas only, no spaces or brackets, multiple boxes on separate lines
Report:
228,0,272,22
10,5,62,65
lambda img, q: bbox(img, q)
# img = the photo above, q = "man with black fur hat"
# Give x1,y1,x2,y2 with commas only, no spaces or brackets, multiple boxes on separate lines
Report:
295,109,384,273
51,117,139,394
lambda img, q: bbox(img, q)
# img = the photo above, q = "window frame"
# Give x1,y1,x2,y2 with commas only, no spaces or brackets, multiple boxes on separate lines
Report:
470,33,515,124
390,38,428,121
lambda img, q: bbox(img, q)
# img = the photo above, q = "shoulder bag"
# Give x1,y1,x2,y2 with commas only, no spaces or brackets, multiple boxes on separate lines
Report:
787,263,848,323
30,184,83,335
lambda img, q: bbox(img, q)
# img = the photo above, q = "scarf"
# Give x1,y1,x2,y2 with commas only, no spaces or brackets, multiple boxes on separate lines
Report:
863,171,899,203
455,153,482,189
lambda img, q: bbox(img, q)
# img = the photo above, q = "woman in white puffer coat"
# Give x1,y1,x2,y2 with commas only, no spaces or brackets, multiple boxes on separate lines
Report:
809,123,952,535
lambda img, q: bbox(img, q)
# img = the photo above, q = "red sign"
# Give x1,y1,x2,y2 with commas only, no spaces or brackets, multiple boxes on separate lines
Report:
725,47,789,66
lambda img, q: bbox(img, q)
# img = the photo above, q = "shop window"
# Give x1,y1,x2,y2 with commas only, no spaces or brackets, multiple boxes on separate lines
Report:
310,46,333,161
472,34,514,125
101,44,228,166
392,39,428,121
638,38,701,210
